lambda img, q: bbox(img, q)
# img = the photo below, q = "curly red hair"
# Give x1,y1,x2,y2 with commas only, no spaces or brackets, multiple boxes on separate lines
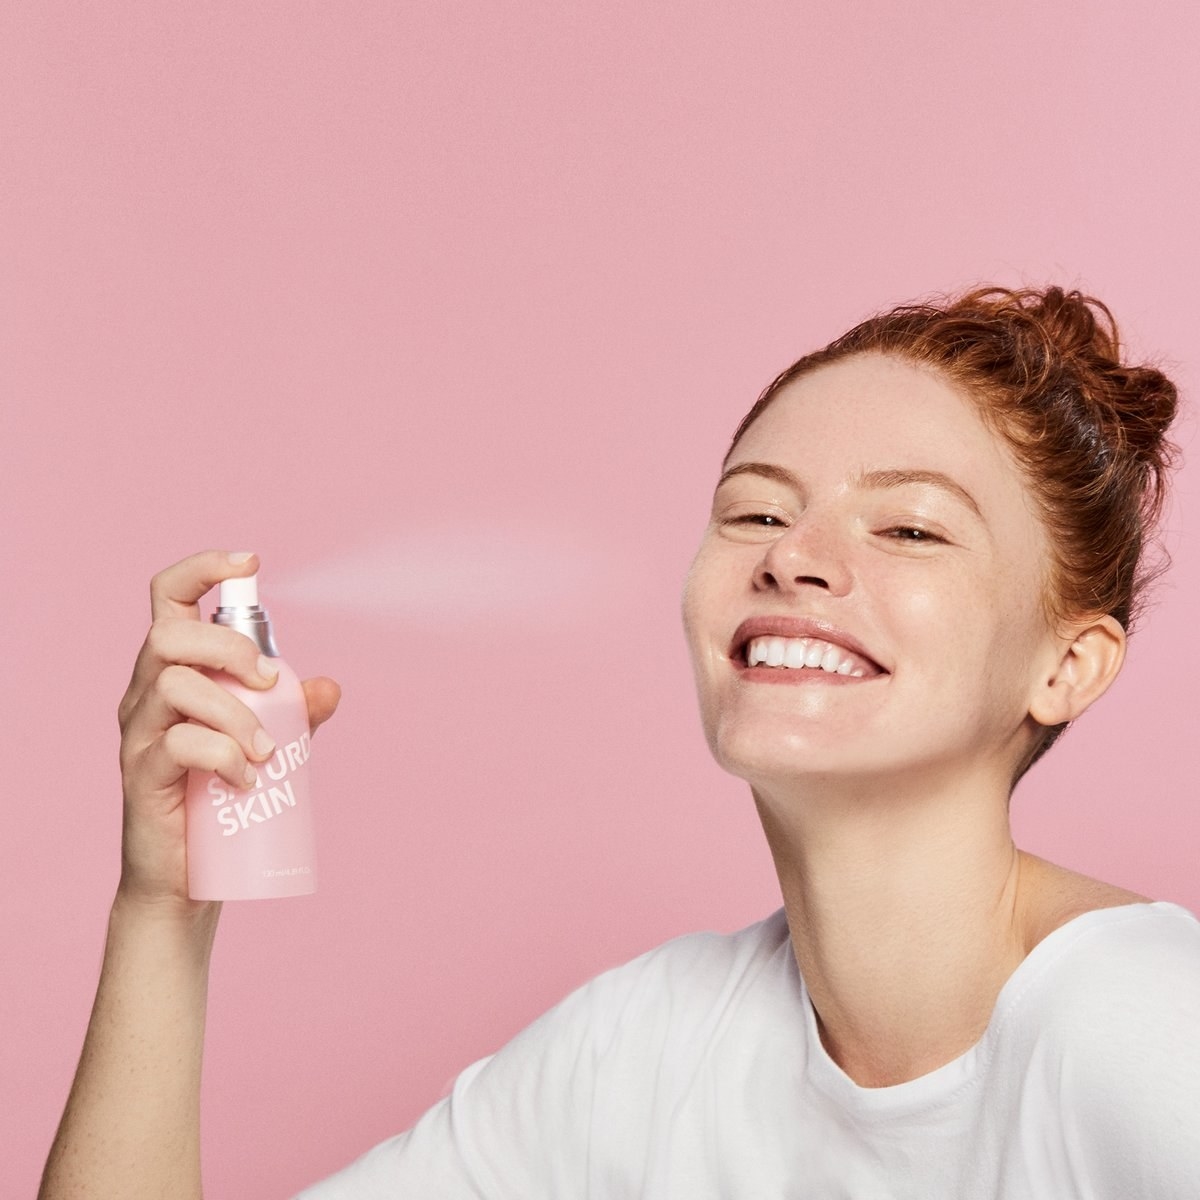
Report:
727,286,1180,771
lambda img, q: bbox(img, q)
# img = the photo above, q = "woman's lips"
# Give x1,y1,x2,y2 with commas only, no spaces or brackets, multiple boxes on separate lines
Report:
729,616,888,683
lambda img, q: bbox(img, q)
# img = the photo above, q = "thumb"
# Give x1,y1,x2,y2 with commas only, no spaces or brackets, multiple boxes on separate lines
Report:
302,677,342,735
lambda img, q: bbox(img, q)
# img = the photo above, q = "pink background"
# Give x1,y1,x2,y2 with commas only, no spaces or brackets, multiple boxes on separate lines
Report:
5,2,1200,1195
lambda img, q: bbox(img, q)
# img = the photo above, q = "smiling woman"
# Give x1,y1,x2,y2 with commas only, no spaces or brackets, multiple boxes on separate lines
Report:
41,288,1200,1200
720,287,1178,772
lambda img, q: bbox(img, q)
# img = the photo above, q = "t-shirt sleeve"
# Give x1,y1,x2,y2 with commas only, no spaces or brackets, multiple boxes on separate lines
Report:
290,963,615,1199
1060,906,1200,1197
287,917,771,1197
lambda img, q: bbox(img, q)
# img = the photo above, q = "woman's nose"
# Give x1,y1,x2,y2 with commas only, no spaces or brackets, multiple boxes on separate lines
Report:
752,519,852,597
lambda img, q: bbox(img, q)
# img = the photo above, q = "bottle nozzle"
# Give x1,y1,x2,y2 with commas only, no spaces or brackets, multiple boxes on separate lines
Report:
219,573,259,610
213,572,277,655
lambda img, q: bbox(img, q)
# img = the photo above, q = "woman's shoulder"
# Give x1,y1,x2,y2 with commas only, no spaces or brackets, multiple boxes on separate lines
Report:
1041,897,1200,987
1007,870,1200,1177
1015,850,1200,966
597,907,793,991
1013,870,1200,1037
1017,850,1155,951
1007,854,1200,1057
571,908,794,1038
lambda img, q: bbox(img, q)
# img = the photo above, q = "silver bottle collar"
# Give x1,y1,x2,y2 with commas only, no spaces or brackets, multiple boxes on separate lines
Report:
212,604,279,657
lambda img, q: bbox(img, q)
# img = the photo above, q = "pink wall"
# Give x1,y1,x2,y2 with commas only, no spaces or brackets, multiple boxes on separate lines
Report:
6,2,1199,1194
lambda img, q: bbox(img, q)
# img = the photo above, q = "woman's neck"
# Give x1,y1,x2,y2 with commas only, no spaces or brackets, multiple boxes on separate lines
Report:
753,770,1033,1088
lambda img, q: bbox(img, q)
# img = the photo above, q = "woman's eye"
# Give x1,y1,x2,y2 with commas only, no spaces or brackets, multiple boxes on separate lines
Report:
727,512,786,527
715,509,791,539
883,526,943,543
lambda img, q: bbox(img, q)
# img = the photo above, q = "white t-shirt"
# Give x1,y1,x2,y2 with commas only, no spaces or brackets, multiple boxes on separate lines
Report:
296,900,1200,1198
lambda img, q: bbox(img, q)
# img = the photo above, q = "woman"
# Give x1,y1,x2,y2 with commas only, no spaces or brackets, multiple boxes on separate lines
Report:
41,286,1200,1197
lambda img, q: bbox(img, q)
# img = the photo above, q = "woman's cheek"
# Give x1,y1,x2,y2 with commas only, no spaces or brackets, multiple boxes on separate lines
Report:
681,546,726,672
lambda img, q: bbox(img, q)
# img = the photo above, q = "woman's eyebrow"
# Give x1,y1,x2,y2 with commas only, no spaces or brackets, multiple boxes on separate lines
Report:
715,462,983,521
855,468,984,520
715,461,802,491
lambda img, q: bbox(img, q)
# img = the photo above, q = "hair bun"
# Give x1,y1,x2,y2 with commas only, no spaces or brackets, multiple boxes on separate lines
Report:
1001,286,1178,467
1030,285,1120,364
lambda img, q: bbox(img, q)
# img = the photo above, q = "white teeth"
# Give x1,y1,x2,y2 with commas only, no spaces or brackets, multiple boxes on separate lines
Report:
783,639,808,669
745,635,872,676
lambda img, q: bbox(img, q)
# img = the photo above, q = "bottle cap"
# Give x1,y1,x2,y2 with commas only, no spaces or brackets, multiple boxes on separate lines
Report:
219,573,259,609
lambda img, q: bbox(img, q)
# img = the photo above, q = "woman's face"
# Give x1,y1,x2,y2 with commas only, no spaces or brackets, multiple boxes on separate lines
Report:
682,353,1062,790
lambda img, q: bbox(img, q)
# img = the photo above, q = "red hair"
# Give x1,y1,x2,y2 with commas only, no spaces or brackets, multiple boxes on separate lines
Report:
727,286,1180,770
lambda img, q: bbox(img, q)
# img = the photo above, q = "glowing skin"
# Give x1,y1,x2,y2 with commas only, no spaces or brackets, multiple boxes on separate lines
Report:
681,353,1141,1088
684,353,1059,796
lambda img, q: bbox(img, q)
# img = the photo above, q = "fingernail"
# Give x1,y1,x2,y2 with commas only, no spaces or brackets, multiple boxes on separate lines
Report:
243,763,259,787
253,729,276,757
228,551,255,565
257,655,279,680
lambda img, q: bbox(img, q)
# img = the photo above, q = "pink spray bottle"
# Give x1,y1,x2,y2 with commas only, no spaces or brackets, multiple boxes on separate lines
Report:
185,573,316,899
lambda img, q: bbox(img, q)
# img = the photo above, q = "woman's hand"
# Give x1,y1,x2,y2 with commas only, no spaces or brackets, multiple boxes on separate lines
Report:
115,549,341,909
40,550,341,1200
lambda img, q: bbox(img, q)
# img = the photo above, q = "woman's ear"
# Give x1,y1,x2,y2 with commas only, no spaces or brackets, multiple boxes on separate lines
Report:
1028,615,1127,727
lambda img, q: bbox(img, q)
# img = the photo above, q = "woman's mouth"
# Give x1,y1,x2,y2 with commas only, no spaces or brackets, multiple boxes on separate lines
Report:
743,635,877,677
729,617,888,683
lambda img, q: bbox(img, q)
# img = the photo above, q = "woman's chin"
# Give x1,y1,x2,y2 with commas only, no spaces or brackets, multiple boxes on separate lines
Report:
710,730,873,787
704,706,951,791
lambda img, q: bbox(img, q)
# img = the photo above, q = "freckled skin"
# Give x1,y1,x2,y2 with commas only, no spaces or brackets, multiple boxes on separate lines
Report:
679,353,1143,1089
682,353,1059,794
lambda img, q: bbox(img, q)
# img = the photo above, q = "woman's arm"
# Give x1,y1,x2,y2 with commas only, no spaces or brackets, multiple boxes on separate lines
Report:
39,551,340,1200
39,893,220,1200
